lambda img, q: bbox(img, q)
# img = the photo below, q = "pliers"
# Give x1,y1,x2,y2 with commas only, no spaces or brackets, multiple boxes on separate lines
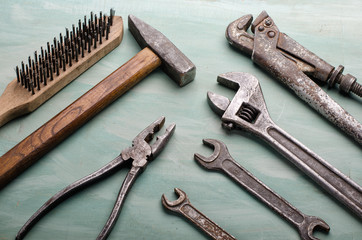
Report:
16,116,176,240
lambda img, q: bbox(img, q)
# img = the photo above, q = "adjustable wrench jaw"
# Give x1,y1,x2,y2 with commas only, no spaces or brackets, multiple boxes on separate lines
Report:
121,116,176,170
207,72,273,136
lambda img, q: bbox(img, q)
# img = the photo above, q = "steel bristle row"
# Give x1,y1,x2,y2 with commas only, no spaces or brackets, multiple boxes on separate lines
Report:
15,8,115,95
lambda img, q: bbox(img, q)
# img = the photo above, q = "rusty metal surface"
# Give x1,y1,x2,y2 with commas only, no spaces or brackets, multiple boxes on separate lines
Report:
0,2,361,240
128,15,196,87
162,188,237,240
206,72,362,219
195,139,330,240
226,11,362,145
15,117,175,240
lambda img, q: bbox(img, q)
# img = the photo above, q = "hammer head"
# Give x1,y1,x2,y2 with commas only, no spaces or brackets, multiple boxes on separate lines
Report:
128,15,196,87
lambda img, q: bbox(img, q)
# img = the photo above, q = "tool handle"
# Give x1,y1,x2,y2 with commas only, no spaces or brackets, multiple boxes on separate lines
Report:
168,198,236,240
219,156,307,227
266,55,362,144
265,124,362,219
0,80,34,127
97,166,142,240
252,25,362,145
0,47,161,189
16,155,125,240
0,92,21,127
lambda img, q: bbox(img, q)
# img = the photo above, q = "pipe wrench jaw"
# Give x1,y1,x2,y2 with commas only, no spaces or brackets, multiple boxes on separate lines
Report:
226,11,281,62
225,14,254,56
207,72,272,133
251,10,275,34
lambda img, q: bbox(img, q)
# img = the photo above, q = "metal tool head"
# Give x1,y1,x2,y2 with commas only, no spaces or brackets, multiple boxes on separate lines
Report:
121,116,176,168
226,11,276,57
194,139,233,170
128,15,196,87
162,188,189,212
207,72,271,133
299,216,330,240
226,13,254,56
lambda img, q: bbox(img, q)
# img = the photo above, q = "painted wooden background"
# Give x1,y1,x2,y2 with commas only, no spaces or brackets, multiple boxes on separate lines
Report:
0,0,361,239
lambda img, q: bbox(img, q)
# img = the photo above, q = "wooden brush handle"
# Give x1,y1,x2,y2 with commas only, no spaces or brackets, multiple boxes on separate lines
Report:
0,47,161,189
0,16,124,128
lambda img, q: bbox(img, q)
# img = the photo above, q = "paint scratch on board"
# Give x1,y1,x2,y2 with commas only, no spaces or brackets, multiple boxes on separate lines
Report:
276,101,286,121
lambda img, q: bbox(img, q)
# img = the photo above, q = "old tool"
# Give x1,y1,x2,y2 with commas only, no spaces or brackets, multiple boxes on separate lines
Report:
0,9,123,127
16,116,175,240
162,188,236,240
195,139,329,240
0,15,195,189
207,72,362,219
226,11,362,144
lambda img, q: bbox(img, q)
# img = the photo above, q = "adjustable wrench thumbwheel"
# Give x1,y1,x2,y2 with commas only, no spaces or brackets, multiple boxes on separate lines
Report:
162,188,237,240
195,139,330,240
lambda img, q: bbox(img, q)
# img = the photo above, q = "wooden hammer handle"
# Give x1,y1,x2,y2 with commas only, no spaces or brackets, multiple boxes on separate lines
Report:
0,47,161,189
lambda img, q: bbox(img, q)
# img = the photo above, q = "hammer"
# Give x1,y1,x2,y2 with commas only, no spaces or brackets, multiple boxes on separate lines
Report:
0,15,196,189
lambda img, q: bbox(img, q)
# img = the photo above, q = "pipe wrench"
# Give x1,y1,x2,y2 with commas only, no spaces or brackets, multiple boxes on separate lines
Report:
226,11,362,145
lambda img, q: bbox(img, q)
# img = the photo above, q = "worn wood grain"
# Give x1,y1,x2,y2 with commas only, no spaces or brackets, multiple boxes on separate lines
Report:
0,47,161,189
0,16,124,127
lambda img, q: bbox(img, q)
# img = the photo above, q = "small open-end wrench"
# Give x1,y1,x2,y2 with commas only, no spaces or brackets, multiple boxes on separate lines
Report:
225,11,362,144
195,139,330,240
207,72,362,219
162,188,237,240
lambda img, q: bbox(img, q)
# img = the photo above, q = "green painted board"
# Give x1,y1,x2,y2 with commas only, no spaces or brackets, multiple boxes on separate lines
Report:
0,0,361,239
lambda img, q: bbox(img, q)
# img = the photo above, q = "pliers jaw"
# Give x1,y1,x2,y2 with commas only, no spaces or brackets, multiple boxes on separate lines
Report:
16,117,176,240
121,116,176,170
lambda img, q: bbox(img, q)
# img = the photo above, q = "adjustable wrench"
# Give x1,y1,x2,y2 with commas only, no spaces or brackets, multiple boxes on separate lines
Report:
226,11,362,145
195,139,330,240
207,72,362,219
162,188,237,240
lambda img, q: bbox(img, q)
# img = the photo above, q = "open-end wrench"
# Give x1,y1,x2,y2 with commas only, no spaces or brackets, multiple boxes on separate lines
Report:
195,139,329,240
225,11,362,144
162,188,237,240
207,72,362,219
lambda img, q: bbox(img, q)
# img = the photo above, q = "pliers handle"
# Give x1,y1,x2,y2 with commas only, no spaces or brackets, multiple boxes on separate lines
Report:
16,116,175,240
